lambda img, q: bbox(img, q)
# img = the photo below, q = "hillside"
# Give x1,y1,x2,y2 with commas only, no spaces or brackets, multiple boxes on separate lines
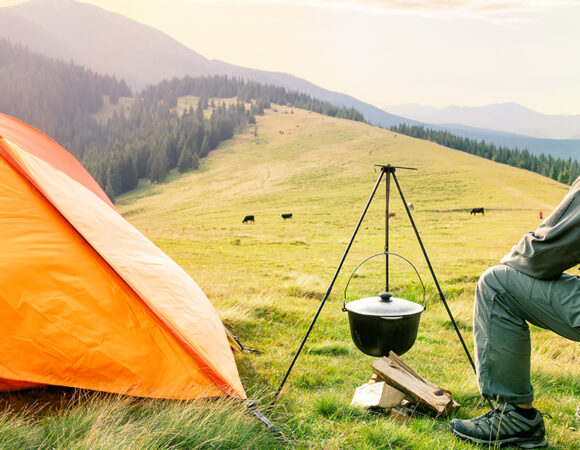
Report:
0,38,131,152
0,39,367,200
431,124,580,160
114,108,578,447
119,106,571,291
0,0,406,129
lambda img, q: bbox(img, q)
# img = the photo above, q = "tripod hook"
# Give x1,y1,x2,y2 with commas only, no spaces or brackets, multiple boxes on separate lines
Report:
374,164,417,172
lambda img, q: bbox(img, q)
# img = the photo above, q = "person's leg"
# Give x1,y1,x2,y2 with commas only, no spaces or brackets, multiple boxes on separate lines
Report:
449,403,548,447
474,265,580,404
450,265,580,447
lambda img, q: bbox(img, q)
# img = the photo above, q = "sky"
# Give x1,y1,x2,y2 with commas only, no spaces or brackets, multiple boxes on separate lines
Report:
2,0,580,115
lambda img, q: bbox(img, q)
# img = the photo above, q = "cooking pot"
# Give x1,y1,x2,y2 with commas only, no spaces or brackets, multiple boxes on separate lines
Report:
343,253,426,357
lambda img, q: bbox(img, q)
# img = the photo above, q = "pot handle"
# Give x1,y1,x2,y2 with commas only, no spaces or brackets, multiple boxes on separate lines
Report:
342,252,427,311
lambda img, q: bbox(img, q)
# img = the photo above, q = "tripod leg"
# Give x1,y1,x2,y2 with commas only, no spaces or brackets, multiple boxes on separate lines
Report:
391,172,477,373
270,169,385,407
392,172,494,409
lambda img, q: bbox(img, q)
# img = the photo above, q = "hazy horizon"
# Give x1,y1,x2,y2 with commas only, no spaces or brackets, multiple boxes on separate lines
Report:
1,0,580,116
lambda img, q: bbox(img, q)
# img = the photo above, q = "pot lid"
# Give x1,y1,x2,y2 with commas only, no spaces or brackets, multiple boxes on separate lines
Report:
345,291,424,317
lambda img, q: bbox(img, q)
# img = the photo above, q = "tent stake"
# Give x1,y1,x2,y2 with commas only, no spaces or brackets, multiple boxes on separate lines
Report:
246,400,286,440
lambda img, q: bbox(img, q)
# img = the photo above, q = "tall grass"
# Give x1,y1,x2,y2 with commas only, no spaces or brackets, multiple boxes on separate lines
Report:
0,390,285,449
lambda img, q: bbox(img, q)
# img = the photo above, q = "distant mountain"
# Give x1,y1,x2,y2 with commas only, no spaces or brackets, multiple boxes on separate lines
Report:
1,0,577,160
385,102,580,140
0,0,407,129
384,104,440,122
421,123,580,161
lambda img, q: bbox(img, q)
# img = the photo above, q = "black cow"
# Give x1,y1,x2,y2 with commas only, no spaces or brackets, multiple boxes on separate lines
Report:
470,208,485,215
281,213,293,220
242,215,255,223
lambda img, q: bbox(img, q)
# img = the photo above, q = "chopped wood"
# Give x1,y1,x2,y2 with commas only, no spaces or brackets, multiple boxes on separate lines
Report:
389,404,414,424
367,374,379,384
371,352,460,417
351,380,406,409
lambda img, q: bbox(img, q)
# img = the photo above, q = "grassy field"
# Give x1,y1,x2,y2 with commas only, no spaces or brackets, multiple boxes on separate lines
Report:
1,107,578,448
93,94,250,122
175,96,251,117
91,95,136,124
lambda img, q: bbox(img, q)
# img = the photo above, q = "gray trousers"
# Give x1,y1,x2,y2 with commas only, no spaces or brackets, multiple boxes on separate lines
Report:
474,265,580,404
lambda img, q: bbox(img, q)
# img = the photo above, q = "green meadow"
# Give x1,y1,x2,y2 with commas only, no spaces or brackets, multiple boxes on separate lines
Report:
1,107,577,448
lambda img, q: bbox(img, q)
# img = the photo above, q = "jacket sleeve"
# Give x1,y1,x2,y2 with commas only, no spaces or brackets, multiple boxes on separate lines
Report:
500,177,580,279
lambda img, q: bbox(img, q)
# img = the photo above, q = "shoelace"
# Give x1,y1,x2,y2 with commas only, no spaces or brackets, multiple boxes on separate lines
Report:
476,407,549,425
471,408,501,425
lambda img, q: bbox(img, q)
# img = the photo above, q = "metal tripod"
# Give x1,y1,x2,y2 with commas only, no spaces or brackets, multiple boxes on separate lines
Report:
271,164,477,406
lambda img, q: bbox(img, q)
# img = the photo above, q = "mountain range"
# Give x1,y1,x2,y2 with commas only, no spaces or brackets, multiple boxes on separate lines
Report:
0,0,406,130
386,103,580,140
0,0,578,160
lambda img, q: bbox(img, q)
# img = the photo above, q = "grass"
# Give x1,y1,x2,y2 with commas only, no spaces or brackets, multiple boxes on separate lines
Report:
174,96,251,118
91,94,244,125
91,95,136,124
2,106,578,448
0,389,283,448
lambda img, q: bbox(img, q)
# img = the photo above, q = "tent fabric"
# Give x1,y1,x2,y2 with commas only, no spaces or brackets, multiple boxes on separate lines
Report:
0,114,114,209
0,113,245,400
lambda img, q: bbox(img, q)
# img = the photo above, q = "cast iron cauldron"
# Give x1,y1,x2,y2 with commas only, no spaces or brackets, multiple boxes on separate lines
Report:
342,253,426,357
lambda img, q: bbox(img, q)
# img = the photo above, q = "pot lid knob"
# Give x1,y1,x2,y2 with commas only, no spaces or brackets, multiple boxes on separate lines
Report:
379,292,392,302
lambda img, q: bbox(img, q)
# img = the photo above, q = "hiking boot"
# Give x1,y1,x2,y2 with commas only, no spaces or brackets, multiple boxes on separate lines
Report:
449,404,548,448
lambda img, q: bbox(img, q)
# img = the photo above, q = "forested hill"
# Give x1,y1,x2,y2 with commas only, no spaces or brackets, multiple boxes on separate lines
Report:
0,39,364,200
2,38,575,201
391,124,579,185
0,39,131,147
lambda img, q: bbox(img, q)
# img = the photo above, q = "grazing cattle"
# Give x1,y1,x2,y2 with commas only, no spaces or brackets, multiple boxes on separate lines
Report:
388,212,396,218
470,208,485,215
407,202,414,211
242,215,255,223
281,213,293,220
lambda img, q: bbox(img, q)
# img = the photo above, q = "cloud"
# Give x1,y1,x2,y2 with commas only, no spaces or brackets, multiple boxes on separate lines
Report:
321,0,574,13
277,0,578,24
179,0,578,21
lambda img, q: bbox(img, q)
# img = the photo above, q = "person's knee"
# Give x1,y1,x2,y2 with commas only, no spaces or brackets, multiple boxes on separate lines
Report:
476,265,506,298
481,265,506,283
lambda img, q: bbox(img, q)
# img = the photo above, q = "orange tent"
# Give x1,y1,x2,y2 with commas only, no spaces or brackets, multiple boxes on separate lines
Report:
0,113,245,400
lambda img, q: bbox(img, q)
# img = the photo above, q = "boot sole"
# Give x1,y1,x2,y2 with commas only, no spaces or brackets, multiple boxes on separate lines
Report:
450,428,548,448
